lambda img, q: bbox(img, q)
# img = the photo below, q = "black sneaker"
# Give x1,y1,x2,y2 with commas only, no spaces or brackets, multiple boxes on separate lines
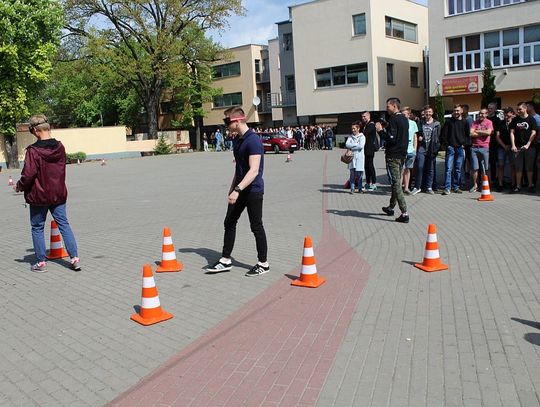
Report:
495,185,503,192
205,260,232,273
453,188,463,194
395,214,410,223
382,206,395,216
528,185,536,193
245,263,269,277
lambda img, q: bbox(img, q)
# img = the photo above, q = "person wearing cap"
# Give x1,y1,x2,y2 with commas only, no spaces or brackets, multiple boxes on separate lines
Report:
15,114,81,273
205,107,269,277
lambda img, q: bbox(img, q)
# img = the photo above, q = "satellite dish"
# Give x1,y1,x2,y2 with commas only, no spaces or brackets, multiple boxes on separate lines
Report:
252,96,261,106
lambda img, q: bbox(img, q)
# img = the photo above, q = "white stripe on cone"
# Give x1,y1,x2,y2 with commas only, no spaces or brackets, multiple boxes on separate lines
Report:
162,251,176,261
50,241,63,249
51,229,60,236
427,234,437,243
142,277,155,288
303,247,314,257
141,296,160,308
163,236,173,245
301,264,317,275
424,249,440,259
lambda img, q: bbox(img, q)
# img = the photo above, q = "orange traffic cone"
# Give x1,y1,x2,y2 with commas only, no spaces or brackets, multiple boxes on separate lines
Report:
131,264,174,326
46,220,69,259
286,154,292,163
291,236,326,288
156,227,183,272
414,224,448,272
8,176,14,186
477,175,494,201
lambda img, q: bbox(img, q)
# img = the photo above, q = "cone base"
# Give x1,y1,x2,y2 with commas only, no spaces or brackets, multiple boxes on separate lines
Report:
130,310,173,326
477,196,494,201
291,276,326,288
156,261,183,273
46,249,69,260
414,262,449,272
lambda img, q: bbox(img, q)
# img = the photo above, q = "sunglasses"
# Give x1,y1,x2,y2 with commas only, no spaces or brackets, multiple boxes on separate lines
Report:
223,116,245,126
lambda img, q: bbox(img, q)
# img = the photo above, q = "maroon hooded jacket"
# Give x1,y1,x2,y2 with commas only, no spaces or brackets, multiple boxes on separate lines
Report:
17,139,68,206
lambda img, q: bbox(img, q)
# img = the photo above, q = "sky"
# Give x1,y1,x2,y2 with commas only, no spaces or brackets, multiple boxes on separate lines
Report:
209,0,428,48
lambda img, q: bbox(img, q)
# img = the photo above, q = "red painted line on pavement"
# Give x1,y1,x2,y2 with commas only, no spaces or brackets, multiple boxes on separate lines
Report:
109,154,370,407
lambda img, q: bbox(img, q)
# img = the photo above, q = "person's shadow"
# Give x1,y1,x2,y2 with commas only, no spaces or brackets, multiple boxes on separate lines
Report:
178,247,253,273
326,209,394,222
14,249,72,269
511,317,540,346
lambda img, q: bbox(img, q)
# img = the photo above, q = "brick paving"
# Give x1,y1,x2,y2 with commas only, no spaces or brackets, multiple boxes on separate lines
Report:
1,149,540,406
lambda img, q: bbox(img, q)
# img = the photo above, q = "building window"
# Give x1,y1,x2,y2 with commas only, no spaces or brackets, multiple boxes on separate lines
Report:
213,92,243,108
386,63,394,85
448,23,540,72
255,59,261,82
410,67,419,87
315,63,368,88
213,62,241,79
285,75,295,92
385,16,417,42
283,33,293,51
353,13,366,36
447,0,525,16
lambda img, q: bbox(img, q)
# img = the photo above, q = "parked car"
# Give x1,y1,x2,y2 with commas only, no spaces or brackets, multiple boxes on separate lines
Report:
258,133,298,153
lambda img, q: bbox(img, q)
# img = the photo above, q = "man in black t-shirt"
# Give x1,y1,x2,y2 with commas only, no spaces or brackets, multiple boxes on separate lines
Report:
510,102,538,192
487,102,502,182
495,107,515,191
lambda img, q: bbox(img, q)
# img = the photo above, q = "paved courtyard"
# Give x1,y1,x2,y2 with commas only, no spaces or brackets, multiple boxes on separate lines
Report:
1,149,540,406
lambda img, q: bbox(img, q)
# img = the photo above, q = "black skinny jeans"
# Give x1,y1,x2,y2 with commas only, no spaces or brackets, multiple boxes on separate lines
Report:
365,154,376,185
222,191,267,262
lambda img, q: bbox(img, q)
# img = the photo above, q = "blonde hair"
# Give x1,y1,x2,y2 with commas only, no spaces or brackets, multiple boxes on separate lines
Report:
28,115,50,132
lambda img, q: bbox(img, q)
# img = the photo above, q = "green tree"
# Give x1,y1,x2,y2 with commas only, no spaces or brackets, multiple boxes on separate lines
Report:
153,134,173,154
0,0,63,168
481,59,497,108
64,0,243,138
434,84,445,127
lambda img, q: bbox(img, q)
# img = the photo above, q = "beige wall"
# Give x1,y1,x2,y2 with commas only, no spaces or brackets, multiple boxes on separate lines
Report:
203,44,266,126
292,0,427,116
268,38,283,122
369,0,428,109
428,1,540,100
1,126,188,167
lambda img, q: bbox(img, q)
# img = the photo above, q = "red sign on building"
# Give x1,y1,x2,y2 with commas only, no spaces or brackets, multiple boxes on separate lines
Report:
442,76,479,95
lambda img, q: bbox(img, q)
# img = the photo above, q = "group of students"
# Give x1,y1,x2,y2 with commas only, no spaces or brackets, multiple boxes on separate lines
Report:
437,101,539,195
344,100,540,197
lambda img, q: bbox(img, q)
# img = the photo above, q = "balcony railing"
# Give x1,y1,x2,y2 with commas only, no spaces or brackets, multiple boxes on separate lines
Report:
256,71,270,83
267,91,296,108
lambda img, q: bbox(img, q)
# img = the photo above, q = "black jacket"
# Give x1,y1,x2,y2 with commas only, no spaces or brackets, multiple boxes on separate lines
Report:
363,122,379,155
378,113,409,159
441,117,469,148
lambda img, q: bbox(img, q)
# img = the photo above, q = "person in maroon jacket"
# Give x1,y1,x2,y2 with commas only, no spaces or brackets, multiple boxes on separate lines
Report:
15,115,81,273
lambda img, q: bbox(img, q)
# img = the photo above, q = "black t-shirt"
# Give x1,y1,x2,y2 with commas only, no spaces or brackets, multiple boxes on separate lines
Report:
497,120,512,146
488,115,501,146
510,116,538,147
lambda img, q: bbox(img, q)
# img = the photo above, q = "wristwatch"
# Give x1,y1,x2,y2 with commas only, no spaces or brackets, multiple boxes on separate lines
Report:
234,185,242,193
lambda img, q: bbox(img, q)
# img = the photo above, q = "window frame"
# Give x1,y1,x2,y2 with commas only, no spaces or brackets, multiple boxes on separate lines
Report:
447,0,525,16
352,13,366,36
410,66,419,87
212,92,243,109
447,23,540,73
386,63,395,85
315,63,368,89
385,16,417,43
213,62,241,79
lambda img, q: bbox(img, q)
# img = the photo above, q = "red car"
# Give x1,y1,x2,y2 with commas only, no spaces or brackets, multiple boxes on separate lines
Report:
258,133,298,154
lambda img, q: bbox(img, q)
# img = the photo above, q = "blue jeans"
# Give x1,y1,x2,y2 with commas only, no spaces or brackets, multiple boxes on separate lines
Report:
349,169,363,190
30,203,78,262
415,147,436,190
444,146,464,190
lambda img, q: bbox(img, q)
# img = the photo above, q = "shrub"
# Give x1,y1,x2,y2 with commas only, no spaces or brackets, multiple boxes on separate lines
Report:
66,152,87,162
154,135,173,155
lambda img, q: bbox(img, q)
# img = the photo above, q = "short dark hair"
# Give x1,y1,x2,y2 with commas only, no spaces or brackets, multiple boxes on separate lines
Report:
526,101,538,112
386,97,401,108
224,106,245,118
503,107,515,115
423,105,433,111
517,101,527,109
